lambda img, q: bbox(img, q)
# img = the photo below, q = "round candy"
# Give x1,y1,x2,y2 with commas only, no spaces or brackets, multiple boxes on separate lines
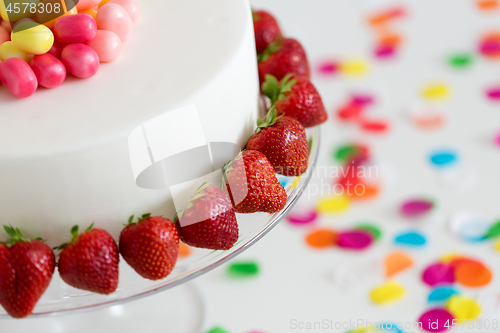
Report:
429,150,458,167
108,0,140,22
486,86,500,101
453,259,492,287
316,60,338,76
86,30,122,62
418,308,454,332
450,212,491,242
354,223,382,240
0,57,37,98
422,83,450,100
422,263,455,286
305,228,337,249
317,195,350,213
227,261,259,277
394,231,427,246
80,9,98,21
286,207,318,225
428,286,459,302
448,53,473,68
36,0,79,29
11,21,54,55
385,251,413,277
54,14,97,43
445,295,481,323
400,198,434,217
485,221,500,239
29,54,66,89
97,3,133,41
351,93,375,106
337,230,373,250
370,281,405,304
0,25,9,45
0,41,32,62
61,43,100,79
76,0,102,11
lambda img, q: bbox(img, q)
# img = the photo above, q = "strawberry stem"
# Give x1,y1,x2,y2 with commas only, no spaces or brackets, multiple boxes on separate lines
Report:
255,106,283,133
257,38,282,63
261,74,296,105
3,225,29,247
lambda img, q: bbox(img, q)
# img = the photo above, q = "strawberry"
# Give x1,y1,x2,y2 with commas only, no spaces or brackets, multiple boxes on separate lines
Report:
174,183,238,250
257,37,310,85
253,10,281,54
224,150,287,214
247,109,309,176
262,74,328,127
57,224,119,295
119,214,179,280
0,226,55,318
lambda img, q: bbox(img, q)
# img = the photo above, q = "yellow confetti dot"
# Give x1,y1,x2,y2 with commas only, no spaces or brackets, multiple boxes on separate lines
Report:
340,58,370,76
439,252,465,263
495,240,500,252
422,82,451,100
317,195,350,213
445,295,481,324
289,177,301,191
370,281,406,304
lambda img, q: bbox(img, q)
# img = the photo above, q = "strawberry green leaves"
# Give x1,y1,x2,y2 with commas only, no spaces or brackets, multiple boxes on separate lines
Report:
261,73,297,105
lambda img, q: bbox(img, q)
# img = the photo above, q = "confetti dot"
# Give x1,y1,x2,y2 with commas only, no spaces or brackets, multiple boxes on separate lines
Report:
334,144,369,163
317,196,350,213
440,253,465,263
450,212,491,242
351,93,376,107
476,0,500,11
305,228,337,248
360,118,390,133
178,242,192,258
495,240,500,252
286,208,318,226
374,44,397,59
355,223,382,240
428,286,459,302
486,86,500,100
445,295,481,323
395,231,427,247
370,281,406,305
422,83,451,100
418,308,454,332
429,150,458,167
479,32,500,58
400,198,434,218
367,7,406,26
448,53,473,68
422,263,455,286
206,326,231,333
336,102,364,121
385,251,414,277
495,132,500,146
410,106,446,130
340,58,370,76
227,261,259,277
317,60,339,76
347,183,380,200
453,259,492,287
337,230,374,250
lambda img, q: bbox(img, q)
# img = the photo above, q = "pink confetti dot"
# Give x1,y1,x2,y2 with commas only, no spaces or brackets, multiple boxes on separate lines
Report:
351,93,375,106
400,199,434,217
486,86,500,100
418,308,454,332
317,60,339,76
337,230,373,250
374,44,396,58
495,132,500,146
422,263,455,286
286,209,318,225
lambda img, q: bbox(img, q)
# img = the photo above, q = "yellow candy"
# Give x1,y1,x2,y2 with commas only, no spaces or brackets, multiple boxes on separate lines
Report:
1,0,39,22
445,295,481,324
340,58,370,76
422,82,450,100
370,281,405,304
439,252,464,262
0,41,32,62
317,195,350,213
11,21,53,55
495,240,500,252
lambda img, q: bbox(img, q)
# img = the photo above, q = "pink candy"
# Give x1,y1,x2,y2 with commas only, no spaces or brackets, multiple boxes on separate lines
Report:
337,230,373,250
0,58,38,98
418,308,454,332
47,39,66,59
54,14,97,44
286,208,318,225
86,30,122,62
108,0,140,22
97,3,134,41
30,54,66,89
486,86,500,100
400,199,434,217
61,43,100,79
422,263,455,286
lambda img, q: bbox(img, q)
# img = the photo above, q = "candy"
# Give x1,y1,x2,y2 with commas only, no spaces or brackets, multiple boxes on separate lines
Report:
476,0,500,10
317,195,350,213
334,144,369,163
0,26,9,45
337,230,373,250
206,326,230,333
351,93,375,106
422,83,450,100
496,132,500,146
305,228,337,248
54,14,97,43
178,242,192,258
227,261,259,277
394,231,427,246
429,150,458,167
495,240,500,252
478,32,500,58
336,102,364,121
449,212,490,242
340,58,370,76
86,30,122,62
418,308,454,332
29,54,66,89
76,0,102,12
411,106,445,129
61,43,100,78
108,0,141,22
0,19,11,33
316,60,338,76
422,263,455,286
400,198,434,217
286,207,318,225
374,44,396,58
0,57,37,98
11,21,54,55
385,251,413,277
448,53,473,68
97,3,134,41
445,295,481,323
428,286,459,302
486,86,500,100
370,281,405,304
360,119,389,133
453,259,492,287
36,0,78,29
81,9,98,21
354,223,382,240
485,221,500,239
47,39,65,59
367,7,406,26
0,41,31,62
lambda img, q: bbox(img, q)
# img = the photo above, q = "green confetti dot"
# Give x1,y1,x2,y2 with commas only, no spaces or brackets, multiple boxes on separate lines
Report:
227,261,259,277
354,223,382,240
448,53,473,68
334,144,363,163
485,221,500,239
205,326,230,333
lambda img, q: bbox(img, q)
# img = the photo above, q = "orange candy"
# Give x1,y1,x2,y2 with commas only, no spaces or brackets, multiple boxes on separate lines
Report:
453,259,492,287
385,251,414,277
36,0,79,29
178,242,192,258
305,228,337,248
347,183,380,200
476,0,499,10
367,7,406,26
80,9,98,21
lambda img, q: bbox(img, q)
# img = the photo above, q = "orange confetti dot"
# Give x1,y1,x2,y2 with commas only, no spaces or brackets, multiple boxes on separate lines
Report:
476,0,499,10
347,183,380,200
412,113,445,129
178,242,192,258
454,259,492,287
367,7,406,26
378,33,403,47
385,251,414,277
305,228,337,248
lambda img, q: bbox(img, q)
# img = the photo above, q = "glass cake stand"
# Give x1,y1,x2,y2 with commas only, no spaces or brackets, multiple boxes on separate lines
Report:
0,128,320,332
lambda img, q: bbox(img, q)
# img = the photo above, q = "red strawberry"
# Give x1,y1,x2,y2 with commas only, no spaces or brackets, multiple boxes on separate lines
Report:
262,74,328,127
247,109,309,176
119,214,179,280
253,10,281,54
258,38,310,85
57,224,119,295
175,183,238,250
224,150,287,214
0,226,55,318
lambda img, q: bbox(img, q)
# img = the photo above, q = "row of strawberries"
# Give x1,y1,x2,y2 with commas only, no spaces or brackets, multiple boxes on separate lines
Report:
0,9,327,319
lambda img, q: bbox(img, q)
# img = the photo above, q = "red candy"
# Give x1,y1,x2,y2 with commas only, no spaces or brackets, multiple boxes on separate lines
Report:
47,39,66,59
54,14,98,44
61,43,100,79
0,58,38,98
30,54,66,89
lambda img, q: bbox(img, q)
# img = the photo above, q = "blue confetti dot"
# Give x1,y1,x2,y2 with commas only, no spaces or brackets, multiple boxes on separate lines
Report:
428,286,459,302
394,231,427,246
277,176,289,188
380,322,404,332
429,150,458,167
459,220,491,243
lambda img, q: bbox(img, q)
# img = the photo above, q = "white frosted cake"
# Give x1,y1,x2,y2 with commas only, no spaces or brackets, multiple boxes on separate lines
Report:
0,0,259,246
